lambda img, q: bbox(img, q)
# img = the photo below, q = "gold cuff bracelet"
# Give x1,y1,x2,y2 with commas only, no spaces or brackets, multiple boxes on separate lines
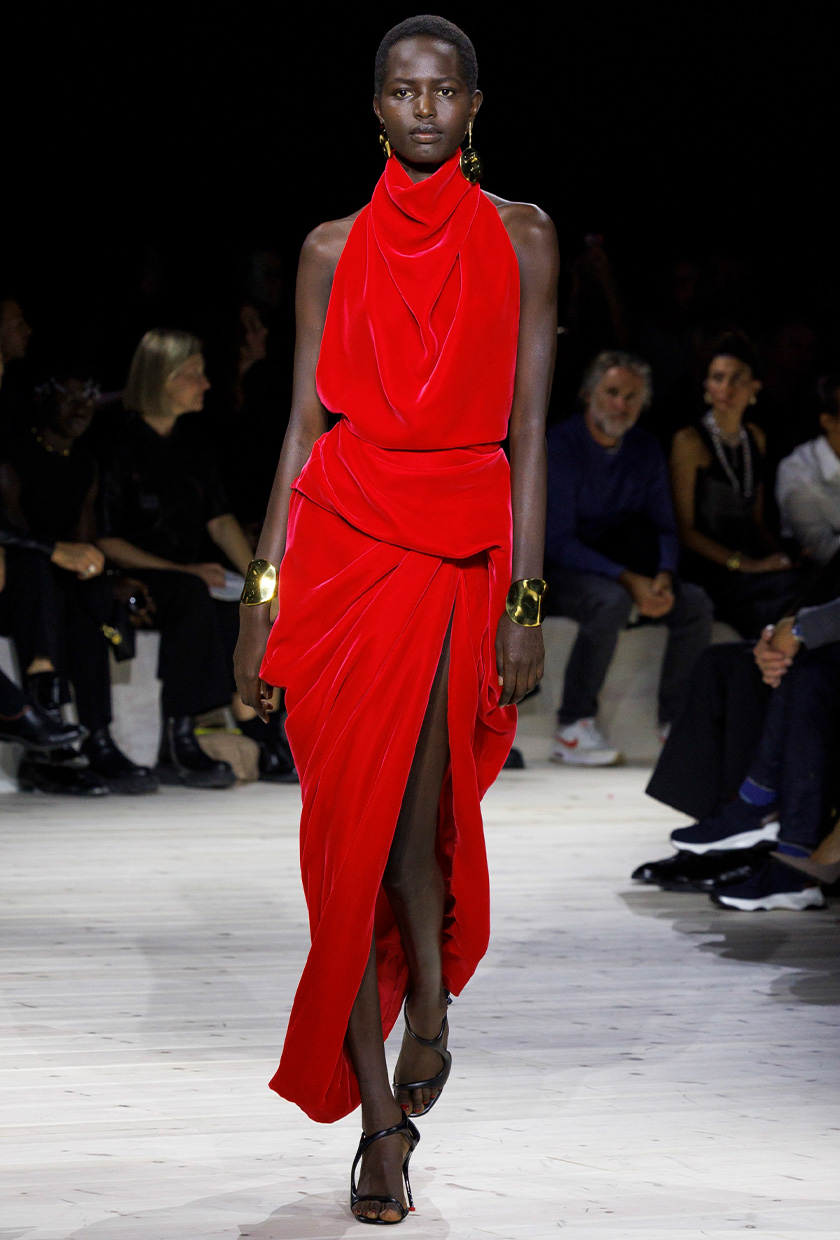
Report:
505,578,548,627
240,559,278,606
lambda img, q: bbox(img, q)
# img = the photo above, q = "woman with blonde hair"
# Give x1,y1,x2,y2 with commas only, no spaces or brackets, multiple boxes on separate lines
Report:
97,328,295,786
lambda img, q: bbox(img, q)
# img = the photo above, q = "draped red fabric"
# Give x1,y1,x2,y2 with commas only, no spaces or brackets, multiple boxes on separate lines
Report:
260,150,520,1123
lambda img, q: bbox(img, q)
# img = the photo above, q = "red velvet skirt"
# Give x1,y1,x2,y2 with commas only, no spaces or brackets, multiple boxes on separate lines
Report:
260,423,516,1122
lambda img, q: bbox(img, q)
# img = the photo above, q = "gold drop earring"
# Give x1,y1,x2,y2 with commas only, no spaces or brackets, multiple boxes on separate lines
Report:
460,119,483,184
379,123,392,159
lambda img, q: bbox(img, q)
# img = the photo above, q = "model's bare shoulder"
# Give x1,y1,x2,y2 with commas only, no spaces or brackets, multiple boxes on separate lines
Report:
300,208,366,281
484,194,557,259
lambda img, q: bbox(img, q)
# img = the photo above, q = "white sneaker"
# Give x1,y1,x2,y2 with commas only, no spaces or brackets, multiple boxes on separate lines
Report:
551,718,622,766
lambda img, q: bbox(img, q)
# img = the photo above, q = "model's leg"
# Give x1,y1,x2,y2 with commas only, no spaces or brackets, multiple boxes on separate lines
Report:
345,934,411,1223
344,625,452,1220
386,623,451,1115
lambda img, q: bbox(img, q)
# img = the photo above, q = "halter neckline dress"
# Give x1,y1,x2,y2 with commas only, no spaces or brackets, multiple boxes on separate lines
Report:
261,150,521,1122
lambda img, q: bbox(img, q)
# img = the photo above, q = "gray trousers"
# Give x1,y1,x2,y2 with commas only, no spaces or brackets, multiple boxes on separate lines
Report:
545,568,714,726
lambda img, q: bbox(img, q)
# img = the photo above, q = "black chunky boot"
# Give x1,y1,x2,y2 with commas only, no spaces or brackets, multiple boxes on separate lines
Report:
157,716,237,789
239,713,299,784
19,672,108,796
82,727,160,795
0,703,87,750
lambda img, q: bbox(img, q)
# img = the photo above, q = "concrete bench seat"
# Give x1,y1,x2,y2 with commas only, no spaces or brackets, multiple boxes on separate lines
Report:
1,616,740,790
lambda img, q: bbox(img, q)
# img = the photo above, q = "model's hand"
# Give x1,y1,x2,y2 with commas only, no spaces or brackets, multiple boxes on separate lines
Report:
234,606,275,722
51,541,105,579
184,562,228,590
753,622,797,687
495,612,545,707
620,570,674,618
741,553,792,574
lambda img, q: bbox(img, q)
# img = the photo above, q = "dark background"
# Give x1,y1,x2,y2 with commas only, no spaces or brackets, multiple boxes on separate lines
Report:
4,2,834,384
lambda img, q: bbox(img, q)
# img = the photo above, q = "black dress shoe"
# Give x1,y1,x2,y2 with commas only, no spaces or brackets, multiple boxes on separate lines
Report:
18,753,110,796
0,705,87,751
256,739,299,784
631,849,766,892
503,746,526,770
239,713,299,784
157,716,236,789
82,727,159,795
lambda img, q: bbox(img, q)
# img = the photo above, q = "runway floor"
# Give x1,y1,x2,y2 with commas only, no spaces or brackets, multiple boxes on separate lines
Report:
2,755,839,1240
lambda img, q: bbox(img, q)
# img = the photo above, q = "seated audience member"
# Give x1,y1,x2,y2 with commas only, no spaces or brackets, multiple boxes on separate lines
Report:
203,301,288,531
0,367,158,794
636,574,840,910
670,332,804,636
0,293,33,452
545,351,713,765
775,374,840,566
97,328,295,787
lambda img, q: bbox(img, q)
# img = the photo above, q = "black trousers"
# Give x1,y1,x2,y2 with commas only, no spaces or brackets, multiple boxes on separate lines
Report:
0,671,27,716
647,640,840,847
646,642,770,820
139,570,236,719
0,548,57,671
5,554,114,731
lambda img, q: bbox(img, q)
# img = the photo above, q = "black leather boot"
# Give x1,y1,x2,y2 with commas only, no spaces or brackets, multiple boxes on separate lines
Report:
19,671,108,795
82,727,159,795
239,714,299,784
157,716,236,789
18,754,110,796
0,704,87,751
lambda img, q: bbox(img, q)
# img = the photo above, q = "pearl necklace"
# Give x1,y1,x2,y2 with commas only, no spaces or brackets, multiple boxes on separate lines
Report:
702,410,753,499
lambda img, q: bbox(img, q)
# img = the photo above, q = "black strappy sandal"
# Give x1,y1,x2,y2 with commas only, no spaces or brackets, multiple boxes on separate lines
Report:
350,1113,421,1225
393,994,452,1117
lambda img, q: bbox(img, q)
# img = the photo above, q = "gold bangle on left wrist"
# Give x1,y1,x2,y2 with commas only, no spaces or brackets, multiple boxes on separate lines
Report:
240,559,278,606
505,578,548,627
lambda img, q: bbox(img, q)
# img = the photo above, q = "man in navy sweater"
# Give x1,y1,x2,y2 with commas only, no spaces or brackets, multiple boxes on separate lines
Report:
546,351,713,764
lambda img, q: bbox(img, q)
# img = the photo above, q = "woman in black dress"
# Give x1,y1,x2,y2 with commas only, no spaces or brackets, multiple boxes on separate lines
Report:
670,333,803,636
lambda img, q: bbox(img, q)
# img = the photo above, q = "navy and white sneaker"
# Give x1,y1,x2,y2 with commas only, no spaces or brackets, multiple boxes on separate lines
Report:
711,858,825,912
670,798,780,855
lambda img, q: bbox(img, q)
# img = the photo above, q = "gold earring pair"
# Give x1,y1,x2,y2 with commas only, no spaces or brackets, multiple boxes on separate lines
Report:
379,123,392,160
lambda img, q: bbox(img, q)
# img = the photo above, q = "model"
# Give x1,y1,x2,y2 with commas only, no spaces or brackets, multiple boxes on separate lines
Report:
234,15,558,1225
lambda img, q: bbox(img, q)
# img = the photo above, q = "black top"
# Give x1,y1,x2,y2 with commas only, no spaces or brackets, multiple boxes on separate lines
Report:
97,413,230,564
2,430,97,541
693,419,765,557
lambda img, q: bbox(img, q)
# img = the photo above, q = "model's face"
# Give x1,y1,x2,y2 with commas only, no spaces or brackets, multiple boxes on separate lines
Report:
0,298,32,361
374,36,481,180
585,367,646,445
704,354,760,419
166,353,210,417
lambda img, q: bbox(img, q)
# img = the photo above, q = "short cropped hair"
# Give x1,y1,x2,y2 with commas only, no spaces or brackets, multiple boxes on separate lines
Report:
374,15,478,96
580,350,653,410
124,328,203,420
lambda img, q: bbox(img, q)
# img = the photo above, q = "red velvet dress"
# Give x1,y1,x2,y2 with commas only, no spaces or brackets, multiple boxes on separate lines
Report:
260,150,520,1123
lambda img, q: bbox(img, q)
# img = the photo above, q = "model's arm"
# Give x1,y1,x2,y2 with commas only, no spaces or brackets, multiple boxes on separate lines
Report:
495,203,559,706
234,218,351,719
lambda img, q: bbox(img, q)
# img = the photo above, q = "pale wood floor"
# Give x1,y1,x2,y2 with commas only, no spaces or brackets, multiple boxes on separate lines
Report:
2,753,839,1239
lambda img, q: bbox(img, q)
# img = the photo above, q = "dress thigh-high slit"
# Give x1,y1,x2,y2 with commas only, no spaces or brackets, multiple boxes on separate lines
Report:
261,485,515,1123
